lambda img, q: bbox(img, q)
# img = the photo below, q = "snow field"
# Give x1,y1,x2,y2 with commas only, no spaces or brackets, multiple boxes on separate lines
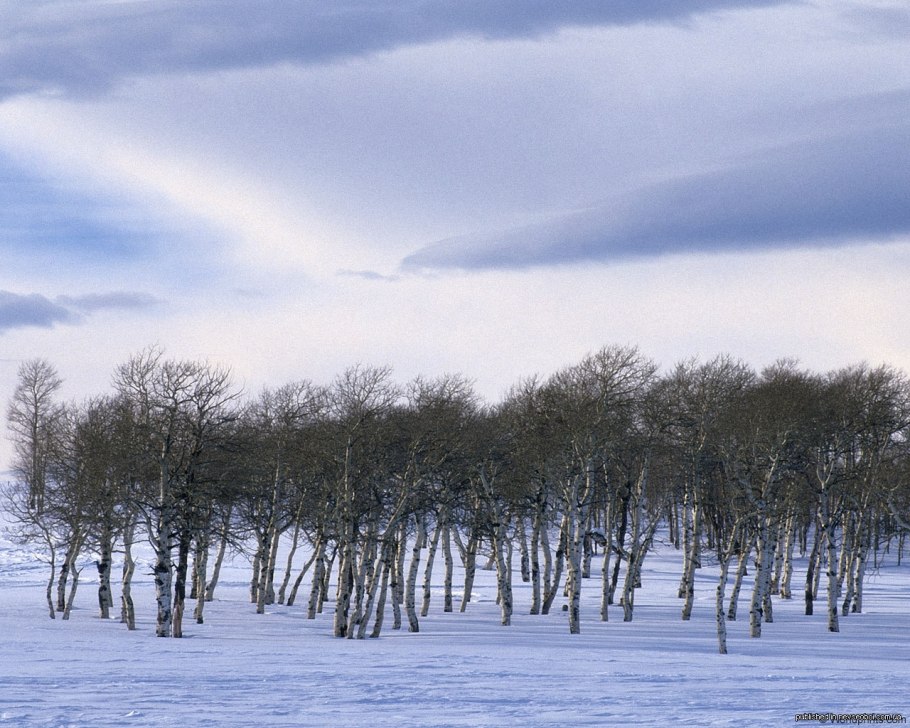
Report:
1,528,908,727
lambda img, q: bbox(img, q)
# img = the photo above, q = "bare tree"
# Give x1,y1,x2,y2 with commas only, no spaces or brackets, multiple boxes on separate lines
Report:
113,348,239,637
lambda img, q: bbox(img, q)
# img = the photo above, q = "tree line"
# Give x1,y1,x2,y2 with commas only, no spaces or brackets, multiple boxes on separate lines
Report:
4,345,910,654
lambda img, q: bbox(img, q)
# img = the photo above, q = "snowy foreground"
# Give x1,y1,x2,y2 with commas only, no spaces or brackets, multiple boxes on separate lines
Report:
1,526,908,728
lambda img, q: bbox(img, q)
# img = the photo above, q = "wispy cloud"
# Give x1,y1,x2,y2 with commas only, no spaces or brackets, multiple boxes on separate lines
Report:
402,120,910,271
337,269,401,283
0,0,794,99
55,292,160,313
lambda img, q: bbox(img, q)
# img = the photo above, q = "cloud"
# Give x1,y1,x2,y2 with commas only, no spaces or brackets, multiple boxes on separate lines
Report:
843,3,910,39
0,291,76,333
402,120,910,270
0,290,161,333
55,292,160,312
0,0,793,99
336,269,400,282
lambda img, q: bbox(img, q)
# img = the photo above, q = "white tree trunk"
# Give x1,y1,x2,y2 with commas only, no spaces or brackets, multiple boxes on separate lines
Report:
715,543,733,655
420,519,442,617
306,540,327,619
370,551,393,638
405,516,426,632
153,531,173,637
530,507,542,615
517,517,531,583
442,526,454,613
61,561,81,621
680,486,701,621
779,514,796,599
493,516,513,627
357,538,391,638
333,537,355,637
348,535,377,638
749,515,771,638
391,523,406,629
120,519,136,630
286,547,319,607
193,535,208,624
600,500,613,622
459,533,478,613
45,546,56,620
204,507,232,602
277,517,302,605
96,524,114,620
820,492,840,633
727,531,754,621
541,516,565,616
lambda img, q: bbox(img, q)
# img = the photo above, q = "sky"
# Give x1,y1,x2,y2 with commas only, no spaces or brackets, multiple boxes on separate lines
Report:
2,0,910,469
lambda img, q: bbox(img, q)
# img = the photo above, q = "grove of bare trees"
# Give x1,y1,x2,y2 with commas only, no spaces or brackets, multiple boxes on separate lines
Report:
5,345,910,653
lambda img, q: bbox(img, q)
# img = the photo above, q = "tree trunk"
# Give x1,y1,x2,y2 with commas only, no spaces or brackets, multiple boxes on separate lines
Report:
779,513,796,599
153,517,173,638
172,533,190,638
820,493,840,633
391,527,404,630
804,523,820,616
749,515,773,638
370,548,393,638
622,463,649,624
459,532,478,613
492,515,514,627
715,534,736,655
600,499,613,622
61,561,81,621
677,484,693,599
45,546,57,620
358,539,390,639
249,544,262,605
851,536,867,614
442,525,454,613
541,515,566,616
517,517,531,583
277,517,302,605
96,523,114,620
420,518,442,617
727,531,755,621
563,473,589,634
306,539,327,620
120,519,136,630
680,484,701,621
348,533,377,638
204,506,232,602
405,515,426,632
257,524,282,614
193,534,208,624
286,545,319,607
333,536,355,637
530,504,542,615
610,491,630,604
56,536,76,613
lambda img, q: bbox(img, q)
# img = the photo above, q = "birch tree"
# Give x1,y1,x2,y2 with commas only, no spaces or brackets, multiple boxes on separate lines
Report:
7,359,64,514
113,348,238,637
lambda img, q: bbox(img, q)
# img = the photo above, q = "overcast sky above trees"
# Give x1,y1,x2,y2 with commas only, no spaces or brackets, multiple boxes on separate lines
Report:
2,0,910,469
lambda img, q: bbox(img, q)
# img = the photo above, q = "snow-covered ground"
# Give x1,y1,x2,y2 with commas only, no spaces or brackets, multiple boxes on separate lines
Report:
1,520,907,727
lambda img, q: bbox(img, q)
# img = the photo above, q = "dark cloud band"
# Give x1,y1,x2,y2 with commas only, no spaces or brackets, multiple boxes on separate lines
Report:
0,291,76,333
0,290,160,333
402,121,910,271
0,0,792,99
